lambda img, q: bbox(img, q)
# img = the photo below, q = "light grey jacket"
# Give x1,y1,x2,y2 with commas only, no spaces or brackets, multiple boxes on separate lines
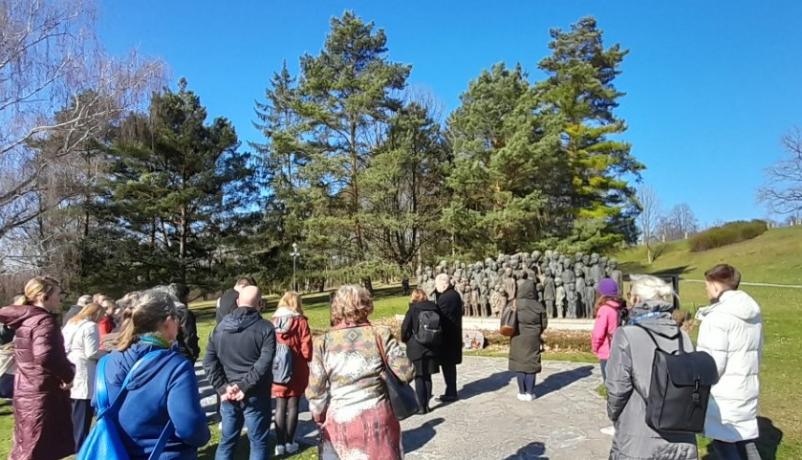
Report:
606,302,698,460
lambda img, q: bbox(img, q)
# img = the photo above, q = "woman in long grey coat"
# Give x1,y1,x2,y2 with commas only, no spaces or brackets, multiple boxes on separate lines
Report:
606,275,698,460
508,273,548,401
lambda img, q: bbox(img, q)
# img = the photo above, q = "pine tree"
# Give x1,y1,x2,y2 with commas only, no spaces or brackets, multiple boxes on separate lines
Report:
87,79,253,292
294,11,411,279
444,63,564,258
537,17,644,250
251,62,307,284
362,101,449,268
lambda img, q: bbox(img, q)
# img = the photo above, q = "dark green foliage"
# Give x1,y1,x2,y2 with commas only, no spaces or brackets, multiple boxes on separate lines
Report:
445,16,642,257
689,220,768,252
537,17,644,250
80,79,256,294
445,63,565,258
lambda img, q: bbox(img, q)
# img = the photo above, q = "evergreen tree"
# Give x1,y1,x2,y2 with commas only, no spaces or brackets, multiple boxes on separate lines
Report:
85,79,253,293
251,62,307,285
362,101,449,268
537,17,644,250
444,63,564,258
293,11,411,281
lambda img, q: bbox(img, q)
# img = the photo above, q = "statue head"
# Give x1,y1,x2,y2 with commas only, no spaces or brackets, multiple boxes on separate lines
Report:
608,259,618,269
574,265,584,277
531,250,541,261
544,268,553,277
555,278,563,286
591,253,600,263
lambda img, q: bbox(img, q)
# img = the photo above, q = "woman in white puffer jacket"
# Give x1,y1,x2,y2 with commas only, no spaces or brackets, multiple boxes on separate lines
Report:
696,264,763,460
62,302,105,451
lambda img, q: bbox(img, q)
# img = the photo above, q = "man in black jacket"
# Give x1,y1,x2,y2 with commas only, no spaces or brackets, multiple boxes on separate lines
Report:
204,285,275,460
215,277,254,324
435,273,463,402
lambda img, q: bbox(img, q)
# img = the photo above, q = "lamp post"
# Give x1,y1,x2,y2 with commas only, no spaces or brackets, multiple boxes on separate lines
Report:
291,243,300,291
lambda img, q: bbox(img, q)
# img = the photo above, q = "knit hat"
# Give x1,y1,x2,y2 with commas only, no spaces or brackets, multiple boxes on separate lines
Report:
596,278,619,297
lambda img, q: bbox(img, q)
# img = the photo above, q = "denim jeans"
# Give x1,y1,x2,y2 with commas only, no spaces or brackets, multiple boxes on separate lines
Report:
216,394,271,460
515,372,536,395
600,359,608,382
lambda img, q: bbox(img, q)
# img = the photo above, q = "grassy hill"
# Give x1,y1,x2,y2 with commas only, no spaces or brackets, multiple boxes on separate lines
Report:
614,226,802,458
616,226,802,285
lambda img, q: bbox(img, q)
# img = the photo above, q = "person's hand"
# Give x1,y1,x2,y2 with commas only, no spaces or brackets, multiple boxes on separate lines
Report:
226,384,245,401
60,382,72,391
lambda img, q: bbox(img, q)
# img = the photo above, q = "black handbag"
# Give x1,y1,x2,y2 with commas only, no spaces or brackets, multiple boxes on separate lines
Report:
499,299,518,337
373,328,418,420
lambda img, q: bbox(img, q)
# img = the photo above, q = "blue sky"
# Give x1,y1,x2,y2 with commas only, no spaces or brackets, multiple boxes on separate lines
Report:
97,0,802,227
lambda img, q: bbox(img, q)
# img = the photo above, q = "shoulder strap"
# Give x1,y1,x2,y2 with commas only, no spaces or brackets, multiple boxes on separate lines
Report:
633,323,661,351
148,420,174,460
96,349,168,417
97,349,175,457
372,327,388,369
633,324,684,354
95,355,111,410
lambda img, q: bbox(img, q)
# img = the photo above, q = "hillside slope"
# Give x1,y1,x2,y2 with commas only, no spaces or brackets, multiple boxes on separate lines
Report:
615,226,802,285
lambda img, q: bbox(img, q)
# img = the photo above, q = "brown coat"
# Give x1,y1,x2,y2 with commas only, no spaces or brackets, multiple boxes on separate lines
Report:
0,305,75,460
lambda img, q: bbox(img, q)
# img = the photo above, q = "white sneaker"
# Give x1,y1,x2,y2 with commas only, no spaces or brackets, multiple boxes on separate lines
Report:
285,442,299,454
516,393,527,401
275,444,286,456
525,393,536,401
600,426,616,436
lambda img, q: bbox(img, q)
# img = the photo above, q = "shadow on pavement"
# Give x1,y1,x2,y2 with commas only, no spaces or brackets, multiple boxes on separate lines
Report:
535,365,594,398
402,417,445,454
502,441,547,459
458,371,514,400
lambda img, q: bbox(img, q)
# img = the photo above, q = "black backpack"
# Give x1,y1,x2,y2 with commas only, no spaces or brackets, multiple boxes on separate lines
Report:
414,310,442,346
634,324,719,434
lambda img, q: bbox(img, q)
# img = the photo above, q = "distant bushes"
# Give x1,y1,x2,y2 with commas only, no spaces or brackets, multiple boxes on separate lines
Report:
689,220,768,252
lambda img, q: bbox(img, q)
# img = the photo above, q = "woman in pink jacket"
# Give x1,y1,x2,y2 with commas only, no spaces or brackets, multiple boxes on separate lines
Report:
590,278,625,382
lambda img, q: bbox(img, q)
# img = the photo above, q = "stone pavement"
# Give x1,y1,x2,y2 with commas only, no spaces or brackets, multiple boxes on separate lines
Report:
195,356,614,459
399,356,612,460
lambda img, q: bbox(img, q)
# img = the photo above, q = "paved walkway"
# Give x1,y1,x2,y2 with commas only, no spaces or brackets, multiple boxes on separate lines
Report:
195,356,614,459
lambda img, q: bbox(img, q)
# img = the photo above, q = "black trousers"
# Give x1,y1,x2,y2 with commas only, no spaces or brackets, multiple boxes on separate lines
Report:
441,362,458,397
413,358,435,410
71,398,94,451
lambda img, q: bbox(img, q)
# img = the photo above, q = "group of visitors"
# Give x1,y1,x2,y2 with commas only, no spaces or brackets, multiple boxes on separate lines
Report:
589,264,763,460
0,260,764,460
0,279,206,460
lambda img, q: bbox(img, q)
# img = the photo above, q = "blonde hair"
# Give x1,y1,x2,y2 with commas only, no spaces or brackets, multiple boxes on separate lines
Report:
24,276,60,306
630,274,674,303
330,284,373,325
69,303,104,325
278,291,303,315
12,294,26,305
117,289,177,351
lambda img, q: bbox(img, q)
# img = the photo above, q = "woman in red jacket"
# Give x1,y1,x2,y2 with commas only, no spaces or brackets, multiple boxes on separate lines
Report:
271,291,313,456
0,276,75,460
